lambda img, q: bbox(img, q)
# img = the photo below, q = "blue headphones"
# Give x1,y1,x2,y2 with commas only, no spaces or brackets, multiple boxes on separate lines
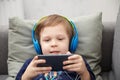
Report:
32,16,78,55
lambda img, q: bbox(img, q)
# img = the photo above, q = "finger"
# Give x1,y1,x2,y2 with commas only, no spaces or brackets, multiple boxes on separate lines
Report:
32,56,39,61
33,59,46,66
31,68,51,76
31,56,46,66
37,67,52,71
66,51,72,54
68,54,81,60
28,56,38,66
36,70,51,75
63,58,80,65
63,63,81,71
35,67,52,74
65,67,81,72
68,55,83,64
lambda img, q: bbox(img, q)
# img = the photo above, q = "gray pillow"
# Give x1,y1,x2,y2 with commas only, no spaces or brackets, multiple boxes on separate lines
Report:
8,18,36,79
7,13,103,80
72,12,103,80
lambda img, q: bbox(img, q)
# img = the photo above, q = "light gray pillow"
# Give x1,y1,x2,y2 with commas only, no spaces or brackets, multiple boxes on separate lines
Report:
72,12,103,80
8,18,36,79
7,13,103,80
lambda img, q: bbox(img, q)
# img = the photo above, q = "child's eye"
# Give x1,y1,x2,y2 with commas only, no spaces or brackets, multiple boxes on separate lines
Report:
43,39,50,42
45,40,50,42
58,38,64,41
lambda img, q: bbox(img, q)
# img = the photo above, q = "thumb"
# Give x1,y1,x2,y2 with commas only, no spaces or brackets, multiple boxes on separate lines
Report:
66,51,72,54
32,56,39,61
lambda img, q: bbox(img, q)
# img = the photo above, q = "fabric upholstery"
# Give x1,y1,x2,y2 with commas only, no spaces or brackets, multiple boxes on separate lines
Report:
100,22,115,71
112,7,120,80
0,75,9,80
0,25,8,75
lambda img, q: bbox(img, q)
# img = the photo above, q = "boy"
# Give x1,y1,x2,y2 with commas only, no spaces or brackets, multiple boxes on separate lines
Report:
16,14,95,80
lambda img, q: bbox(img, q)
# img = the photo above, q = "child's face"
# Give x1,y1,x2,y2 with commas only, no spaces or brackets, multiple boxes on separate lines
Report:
39,24,70,54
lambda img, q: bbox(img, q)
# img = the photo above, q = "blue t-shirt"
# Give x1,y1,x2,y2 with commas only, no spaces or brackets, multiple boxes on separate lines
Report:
16,57,95,80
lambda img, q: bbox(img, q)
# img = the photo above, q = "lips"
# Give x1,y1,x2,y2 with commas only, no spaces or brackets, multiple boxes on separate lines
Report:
50,51,60,54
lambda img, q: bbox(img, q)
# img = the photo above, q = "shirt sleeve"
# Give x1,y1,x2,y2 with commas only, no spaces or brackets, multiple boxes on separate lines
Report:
15,58,33,80
82,56,96,80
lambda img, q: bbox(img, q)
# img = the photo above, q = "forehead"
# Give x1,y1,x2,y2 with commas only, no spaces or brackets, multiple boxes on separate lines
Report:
40,24,68,36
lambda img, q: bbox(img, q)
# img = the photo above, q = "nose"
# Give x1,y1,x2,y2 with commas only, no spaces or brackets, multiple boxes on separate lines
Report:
51,40,57,47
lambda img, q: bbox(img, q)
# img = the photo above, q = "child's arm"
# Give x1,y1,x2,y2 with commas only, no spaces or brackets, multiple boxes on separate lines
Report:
63,54,95,80
16,58,33,80
16,56,52,80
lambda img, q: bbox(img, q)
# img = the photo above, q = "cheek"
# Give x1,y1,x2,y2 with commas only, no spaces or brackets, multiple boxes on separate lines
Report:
40,43,49,54
60,40,70,52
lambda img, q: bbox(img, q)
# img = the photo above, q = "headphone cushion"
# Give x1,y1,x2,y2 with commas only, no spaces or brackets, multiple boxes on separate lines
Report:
70,35,78,53
34,40,42,54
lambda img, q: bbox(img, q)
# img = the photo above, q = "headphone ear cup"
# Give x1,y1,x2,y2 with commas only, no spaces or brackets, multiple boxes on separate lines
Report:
32,28,42,54
70,36,78,53
33,39,42,54
69,21,78,53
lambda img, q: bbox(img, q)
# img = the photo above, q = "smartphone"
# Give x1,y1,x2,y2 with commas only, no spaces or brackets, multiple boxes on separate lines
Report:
37,54,72,71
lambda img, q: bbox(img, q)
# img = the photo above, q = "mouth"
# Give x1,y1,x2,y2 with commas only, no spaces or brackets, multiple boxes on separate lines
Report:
50,51,60,54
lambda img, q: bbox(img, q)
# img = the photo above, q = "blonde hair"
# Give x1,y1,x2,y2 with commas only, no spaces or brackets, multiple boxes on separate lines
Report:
35,14,74,40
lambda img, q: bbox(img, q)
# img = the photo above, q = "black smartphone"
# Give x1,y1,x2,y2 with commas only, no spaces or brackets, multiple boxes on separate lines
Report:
37,54,72,71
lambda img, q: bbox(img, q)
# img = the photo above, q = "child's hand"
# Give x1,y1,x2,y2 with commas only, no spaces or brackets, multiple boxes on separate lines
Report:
22,56,52,80
63,54,89,77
